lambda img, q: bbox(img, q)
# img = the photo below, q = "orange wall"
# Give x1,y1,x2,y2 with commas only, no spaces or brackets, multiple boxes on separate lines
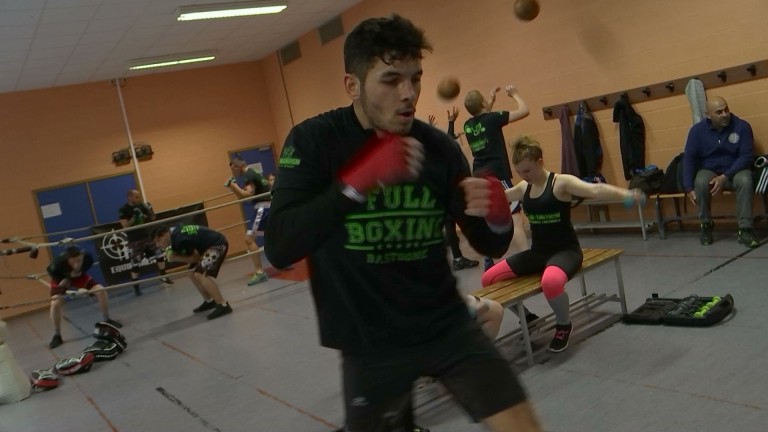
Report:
0,61,277,318
266,0,768,184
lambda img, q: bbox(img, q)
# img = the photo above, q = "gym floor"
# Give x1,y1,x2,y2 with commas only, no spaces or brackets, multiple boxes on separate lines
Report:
1,225,767,432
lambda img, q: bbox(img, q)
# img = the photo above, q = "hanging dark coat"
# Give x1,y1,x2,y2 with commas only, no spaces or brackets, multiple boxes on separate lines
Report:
573,102,603,177
560,105,580,177
613,96,646,180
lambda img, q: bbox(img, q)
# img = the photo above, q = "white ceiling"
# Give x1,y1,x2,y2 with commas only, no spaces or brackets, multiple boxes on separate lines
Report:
0,0,362,94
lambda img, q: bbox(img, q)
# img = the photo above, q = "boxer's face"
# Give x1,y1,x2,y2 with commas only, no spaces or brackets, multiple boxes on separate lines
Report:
128,191,142,206
155,232,171,250
514,158,545,183
67,254,83,271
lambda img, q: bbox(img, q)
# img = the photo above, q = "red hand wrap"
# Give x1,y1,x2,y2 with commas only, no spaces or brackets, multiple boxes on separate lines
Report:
483,175,512,233
339,133,410,193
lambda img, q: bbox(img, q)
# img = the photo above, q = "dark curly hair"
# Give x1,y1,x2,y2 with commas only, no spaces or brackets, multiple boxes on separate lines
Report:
344,14,433,82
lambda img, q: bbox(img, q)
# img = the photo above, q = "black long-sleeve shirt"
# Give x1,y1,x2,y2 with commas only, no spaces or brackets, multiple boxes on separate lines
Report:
266,105,512,352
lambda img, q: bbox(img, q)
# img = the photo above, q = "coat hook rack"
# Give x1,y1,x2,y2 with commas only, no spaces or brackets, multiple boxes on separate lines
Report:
541,59,768,120
717,71,727,82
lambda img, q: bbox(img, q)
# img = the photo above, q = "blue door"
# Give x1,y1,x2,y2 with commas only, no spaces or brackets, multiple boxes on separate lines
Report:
89,174,138,224
36,184,104,283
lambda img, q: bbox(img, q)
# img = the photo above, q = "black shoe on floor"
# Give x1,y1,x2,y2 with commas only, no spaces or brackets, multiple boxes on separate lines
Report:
519,312,541,331
134,285,142,297
161,277,174,285
737,228,759,248
207,303,233,320
453,257,480,271
104,318,123,329
548,323,573,353
700,221,714,246
48,334,63,349
193,300,217,313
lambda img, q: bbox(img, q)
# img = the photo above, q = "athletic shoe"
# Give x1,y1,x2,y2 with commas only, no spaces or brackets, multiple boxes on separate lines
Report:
247,272,269,286
453,257,480,271
548,323,573,353
414,426,430,432
161,277,174,285
193,300,216,313
519,312,541,331
104,318,123,329
207,303,233,320
483,257,495,271
133,285,142,297
738,229,759,248
700,222,714,246
48,334,63,349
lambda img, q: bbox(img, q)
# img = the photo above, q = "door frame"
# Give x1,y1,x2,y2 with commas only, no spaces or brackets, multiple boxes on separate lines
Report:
227,142,277,167
32,171,138,259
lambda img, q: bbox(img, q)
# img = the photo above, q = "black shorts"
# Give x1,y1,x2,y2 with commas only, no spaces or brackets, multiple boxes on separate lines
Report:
341,321,527,431
127,239,161,266
189,244,228,278
506,246,583,279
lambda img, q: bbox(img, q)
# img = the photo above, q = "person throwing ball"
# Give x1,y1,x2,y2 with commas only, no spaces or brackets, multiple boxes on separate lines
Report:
47,245,122,349
266,14,542,432
153,225,232,320
481,136,644,352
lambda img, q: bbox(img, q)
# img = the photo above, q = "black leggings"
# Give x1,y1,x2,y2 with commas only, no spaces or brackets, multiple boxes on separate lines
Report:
444,217,462,259
506,246,583,279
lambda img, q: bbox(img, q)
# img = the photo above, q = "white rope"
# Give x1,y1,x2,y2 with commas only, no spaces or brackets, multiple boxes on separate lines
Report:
0,248,265,311
0,192,270,253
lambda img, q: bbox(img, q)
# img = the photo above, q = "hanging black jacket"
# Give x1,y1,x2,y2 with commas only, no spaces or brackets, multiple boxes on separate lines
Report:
573,102,603,177
613,96,646,180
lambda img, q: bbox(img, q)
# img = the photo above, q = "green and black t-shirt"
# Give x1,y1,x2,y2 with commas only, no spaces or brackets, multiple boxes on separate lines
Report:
170,225,228,256
463,111,513,180
118,203,153,242
266,105,512,352
243,169,271,203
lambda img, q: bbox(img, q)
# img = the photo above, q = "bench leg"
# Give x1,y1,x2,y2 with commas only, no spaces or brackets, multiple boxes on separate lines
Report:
673,197,684,232
655,196,666,239
614,258,628,315
517,302,534,366
579,272,587,297
637,201,647,240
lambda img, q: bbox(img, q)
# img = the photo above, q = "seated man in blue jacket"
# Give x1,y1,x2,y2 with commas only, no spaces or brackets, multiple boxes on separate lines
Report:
683,96,758,248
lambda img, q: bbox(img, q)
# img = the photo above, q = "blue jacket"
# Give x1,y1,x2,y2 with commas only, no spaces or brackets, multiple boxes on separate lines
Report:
682,114,754,192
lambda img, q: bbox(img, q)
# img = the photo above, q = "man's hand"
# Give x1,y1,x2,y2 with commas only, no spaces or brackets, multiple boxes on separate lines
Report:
506,85,518,97
340,134,424,195
461,176,512,233
428,114,436,126
710,174,727,196
489,86,501,102
225,177,237,188
447,106,460,122
687,191,697,206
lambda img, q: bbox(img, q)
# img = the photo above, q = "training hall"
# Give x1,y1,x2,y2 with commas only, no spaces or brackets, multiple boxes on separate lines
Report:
1,0,767,431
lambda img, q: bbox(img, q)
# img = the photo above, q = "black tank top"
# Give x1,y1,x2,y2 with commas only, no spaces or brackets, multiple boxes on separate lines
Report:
523,173,580,251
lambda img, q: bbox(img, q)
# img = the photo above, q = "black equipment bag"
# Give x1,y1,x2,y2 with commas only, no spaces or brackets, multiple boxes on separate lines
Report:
629,167,665,194
623,294,734,327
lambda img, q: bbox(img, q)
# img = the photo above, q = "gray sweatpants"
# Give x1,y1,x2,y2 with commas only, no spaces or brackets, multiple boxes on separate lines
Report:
694,169,753,228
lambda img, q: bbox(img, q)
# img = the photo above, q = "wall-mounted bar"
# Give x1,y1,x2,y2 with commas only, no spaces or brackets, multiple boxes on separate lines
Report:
542,60,768,120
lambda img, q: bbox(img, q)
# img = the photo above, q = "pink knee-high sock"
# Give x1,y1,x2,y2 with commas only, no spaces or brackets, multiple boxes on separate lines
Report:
481,261,518,287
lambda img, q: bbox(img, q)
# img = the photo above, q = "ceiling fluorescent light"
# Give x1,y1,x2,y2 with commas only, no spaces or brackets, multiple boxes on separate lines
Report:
128,52,217,71
177,1,287,21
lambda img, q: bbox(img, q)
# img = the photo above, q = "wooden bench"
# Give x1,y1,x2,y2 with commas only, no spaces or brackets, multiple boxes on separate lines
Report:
472,248,627,366
651,192,768,239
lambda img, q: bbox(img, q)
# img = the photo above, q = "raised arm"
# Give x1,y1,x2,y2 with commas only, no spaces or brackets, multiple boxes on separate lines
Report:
228,181,255,199
486,86,502,112
558,174,642,204
504,85,529,123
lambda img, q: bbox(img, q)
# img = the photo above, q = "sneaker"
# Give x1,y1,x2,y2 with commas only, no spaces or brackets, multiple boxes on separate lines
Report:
161,277,174,285
548,323,573,353
247,272,269,286
700,221,714,246
104,318,123,329
483,257,495,271
453,257,480,271
519,312,541,331
48,334,63,349
738,229,759,248
193,300,216,313
134,285,142,297
207,303,233,320
414,426,430,432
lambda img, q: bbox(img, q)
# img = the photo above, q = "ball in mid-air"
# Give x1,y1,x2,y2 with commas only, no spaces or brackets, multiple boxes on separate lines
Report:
514,0,540,21
437,76,461,101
